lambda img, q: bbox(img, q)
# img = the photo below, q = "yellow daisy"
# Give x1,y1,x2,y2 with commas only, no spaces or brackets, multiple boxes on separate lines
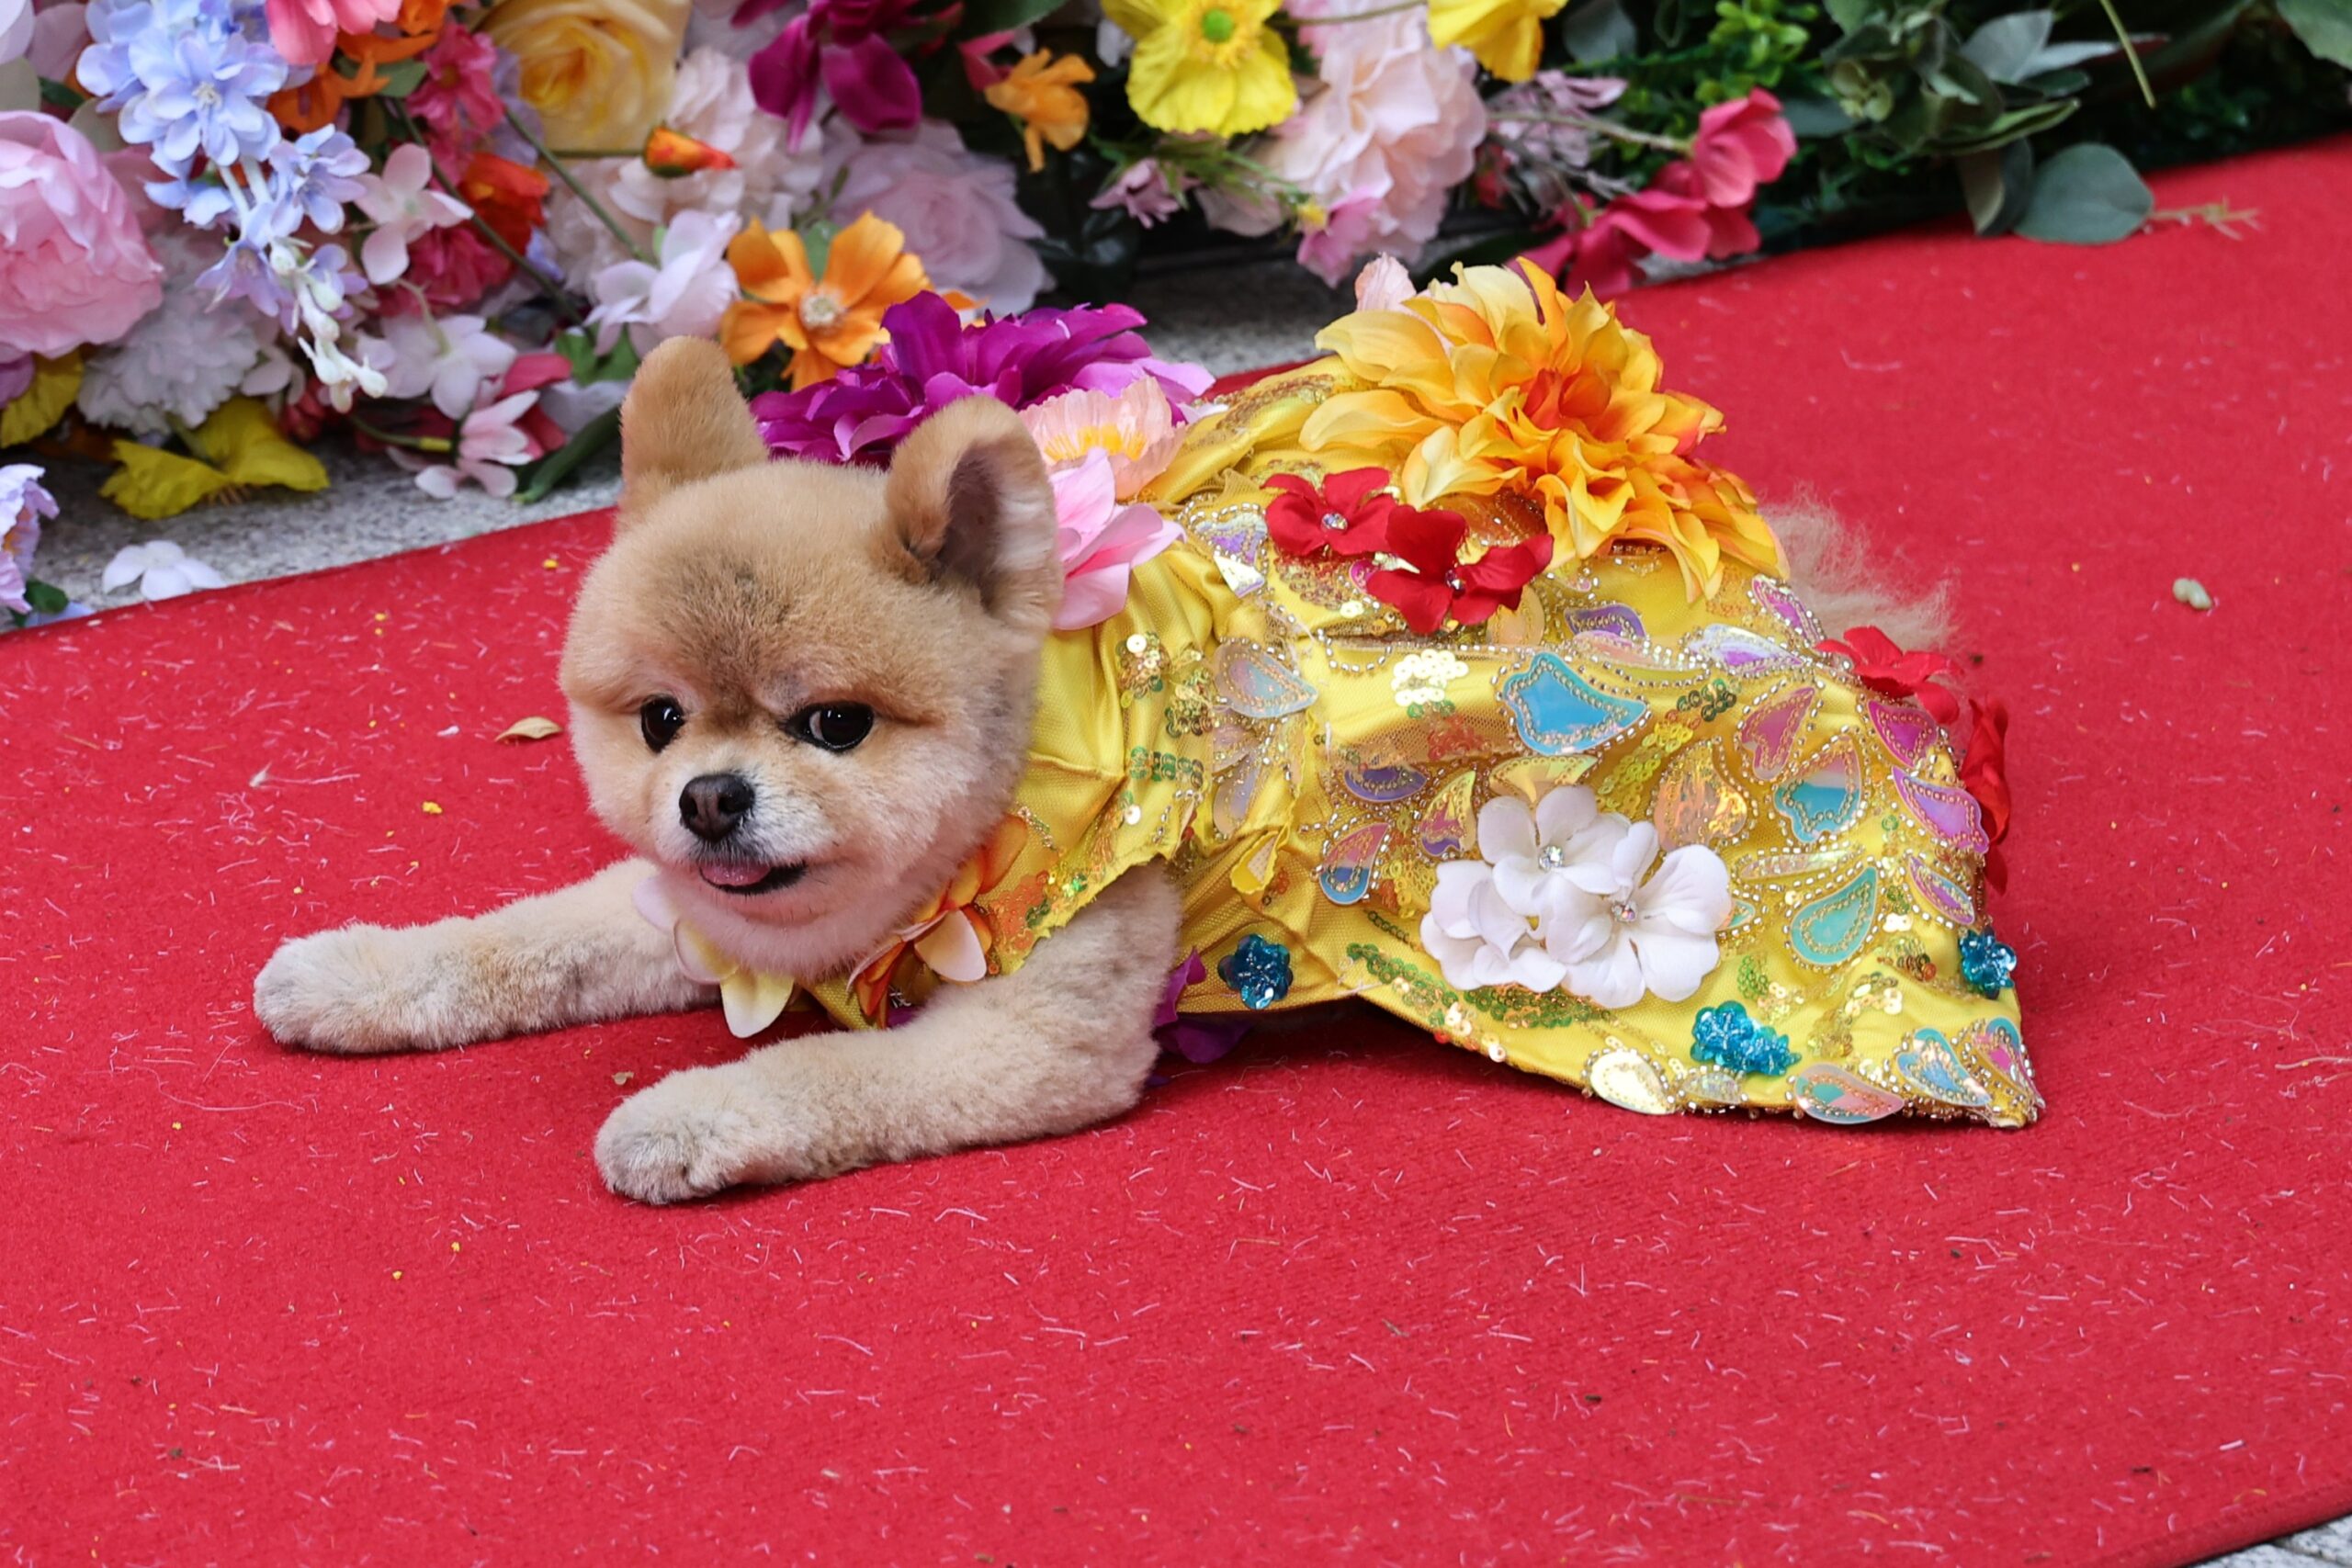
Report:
1104,0,1296,138
1427,0,1567,83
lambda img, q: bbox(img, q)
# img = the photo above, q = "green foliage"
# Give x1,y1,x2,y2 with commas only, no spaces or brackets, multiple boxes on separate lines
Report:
2014,141,2154,241
2278,0,2352,65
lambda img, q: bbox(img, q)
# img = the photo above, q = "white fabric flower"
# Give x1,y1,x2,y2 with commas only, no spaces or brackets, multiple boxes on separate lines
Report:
379,312,518,419
1543,822,1733,1010
406,390,539,499
1477,787,1628,922
1422,860,1567,993
829,120,1051,315
74,234,266,439
102,540,225,601
355,143,471,287
584,209,739,355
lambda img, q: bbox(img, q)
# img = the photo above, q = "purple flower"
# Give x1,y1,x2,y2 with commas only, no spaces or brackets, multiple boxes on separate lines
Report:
267,127,369,233
1151,951,1251,1066
745,0,923,139
751,291,1214,464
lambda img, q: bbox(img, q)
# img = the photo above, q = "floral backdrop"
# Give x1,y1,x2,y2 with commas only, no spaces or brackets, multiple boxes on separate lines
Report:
2,0,2346,625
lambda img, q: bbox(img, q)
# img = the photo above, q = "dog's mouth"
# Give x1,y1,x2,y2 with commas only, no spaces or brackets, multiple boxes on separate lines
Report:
695,860,808,896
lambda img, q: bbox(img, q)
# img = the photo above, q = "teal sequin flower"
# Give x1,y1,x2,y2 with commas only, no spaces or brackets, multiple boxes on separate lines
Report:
1959,929,2018,998
1217,933,1293,1010
1690,1000,1796,1077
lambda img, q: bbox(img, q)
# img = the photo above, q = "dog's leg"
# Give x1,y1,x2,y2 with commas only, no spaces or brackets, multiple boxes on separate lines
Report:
594,866,1182,1203
254,860,709,1055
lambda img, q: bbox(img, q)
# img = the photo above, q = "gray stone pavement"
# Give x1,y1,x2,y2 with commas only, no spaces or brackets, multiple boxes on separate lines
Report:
9,255,2345,1568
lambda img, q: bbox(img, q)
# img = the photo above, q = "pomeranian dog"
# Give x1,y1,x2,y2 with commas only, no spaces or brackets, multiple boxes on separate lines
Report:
256,293,2002,1201
256,340,1185,1202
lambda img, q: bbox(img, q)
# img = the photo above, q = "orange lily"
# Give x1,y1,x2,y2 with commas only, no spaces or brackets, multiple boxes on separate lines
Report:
720,213,933,389
982,50,1096,173
847,818,1032,1023
643,126,737,178
458,151,549,254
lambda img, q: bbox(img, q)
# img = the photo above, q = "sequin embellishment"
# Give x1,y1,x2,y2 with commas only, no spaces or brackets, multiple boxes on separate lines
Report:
1958,929,2017,997
1789,1062,1907,1124
1215,640,1317,718
1748,576,1822,644
1651,741,1752,850
1736,683,1818,780
1773,735,1866,844
1905,852,1975,927
1892,1027,1993,1108
1218,933,1294,1010
1588,1048,1677,1115
1790,864,1881,967
1684,624,1806,676
1338,746,1429,804
1419,769,1477,859
1690,1000,1797,1077
1498,652,1649,755
1317,819,1391,905
1893,773,1990,853
1865,698,1940,771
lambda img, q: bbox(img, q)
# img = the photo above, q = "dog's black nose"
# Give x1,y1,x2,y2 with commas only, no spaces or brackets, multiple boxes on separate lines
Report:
679,773,755,841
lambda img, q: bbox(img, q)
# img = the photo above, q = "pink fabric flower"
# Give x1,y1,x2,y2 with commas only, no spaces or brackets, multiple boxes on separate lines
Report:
747,0,922,138
408,27,507,166
1047,448,1181,630
1021,378,1179,500
0,112,163,360
265,0,401,68
1688,89,1796,208
1091,160,1190,228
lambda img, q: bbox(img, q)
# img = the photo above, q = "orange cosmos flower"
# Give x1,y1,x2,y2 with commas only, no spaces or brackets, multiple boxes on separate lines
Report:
983,50,1096,173
721,213,933,389
1302,258,1783,600
268,26,439,130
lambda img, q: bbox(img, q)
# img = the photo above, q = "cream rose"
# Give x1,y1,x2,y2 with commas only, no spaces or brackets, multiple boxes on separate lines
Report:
483,0,692,151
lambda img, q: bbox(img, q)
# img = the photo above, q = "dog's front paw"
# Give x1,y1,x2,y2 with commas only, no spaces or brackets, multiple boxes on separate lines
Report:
595,1066,807,1204
254,925,450,1055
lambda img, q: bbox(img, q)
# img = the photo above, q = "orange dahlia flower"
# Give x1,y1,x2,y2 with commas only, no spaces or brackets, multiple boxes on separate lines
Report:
721,213,933,389
1301,259,1783,600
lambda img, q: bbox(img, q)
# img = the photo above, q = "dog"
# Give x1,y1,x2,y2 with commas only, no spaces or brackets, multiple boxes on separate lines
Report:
257,267,2031,1203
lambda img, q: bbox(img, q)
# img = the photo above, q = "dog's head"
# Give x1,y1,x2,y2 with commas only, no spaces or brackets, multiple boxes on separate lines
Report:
560,339,1062,973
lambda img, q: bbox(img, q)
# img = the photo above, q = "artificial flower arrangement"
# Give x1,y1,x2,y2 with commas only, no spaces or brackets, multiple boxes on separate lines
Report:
1,0,2346,625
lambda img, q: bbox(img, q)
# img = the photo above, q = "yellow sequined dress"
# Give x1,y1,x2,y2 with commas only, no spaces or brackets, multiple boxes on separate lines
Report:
794,266,2036,1130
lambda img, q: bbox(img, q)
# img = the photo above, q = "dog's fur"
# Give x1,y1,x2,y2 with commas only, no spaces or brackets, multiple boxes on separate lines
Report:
254,338,1939,1203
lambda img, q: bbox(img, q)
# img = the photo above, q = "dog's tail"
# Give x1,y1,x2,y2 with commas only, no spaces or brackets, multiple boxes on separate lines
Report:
1767,496,1955,653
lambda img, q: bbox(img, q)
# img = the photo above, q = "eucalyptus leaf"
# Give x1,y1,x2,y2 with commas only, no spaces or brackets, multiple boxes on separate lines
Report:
2015,142,2153,244
1932,96,2075,153
1559,0,1637,62
1956,138,2033,235
2022,39,2129,70
515,406,620,505
1959,10,2052,81
1824,0,1877,33
1778,95,1856,137
2278,0,2352,67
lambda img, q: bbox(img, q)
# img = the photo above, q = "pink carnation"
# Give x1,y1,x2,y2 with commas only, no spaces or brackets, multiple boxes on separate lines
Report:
408,28,508,167
388,224,514,314
0,111,164,360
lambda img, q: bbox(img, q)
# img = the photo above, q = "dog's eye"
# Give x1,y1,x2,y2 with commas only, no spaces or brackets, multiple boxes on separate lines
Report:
639,696,685,752
789,703,874,752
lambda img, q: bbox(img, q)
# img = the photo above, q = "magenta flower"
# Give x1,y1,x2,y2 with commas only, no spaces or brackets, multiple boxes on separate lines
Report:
751,290,1212,464
745,0,924,138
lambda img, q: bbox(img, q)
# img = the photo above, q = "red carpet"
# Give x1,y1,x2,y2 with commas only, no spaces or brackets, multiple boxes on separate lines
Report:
6,141,2349,1565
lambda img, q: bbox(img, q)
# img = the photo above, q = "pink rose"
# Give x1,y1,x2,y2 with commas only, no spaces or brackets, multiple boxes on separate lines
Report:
0,111,164,360
831,120,1050,315
1687,89,1796,209
1048,448,1182,631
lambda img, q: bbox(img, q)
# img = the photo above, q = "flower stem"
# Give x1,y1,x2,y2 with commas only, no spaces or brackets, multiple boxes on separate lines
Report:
1496,110,1693,155
2093,0,2158,110
505,108,655,265
351,416,454,453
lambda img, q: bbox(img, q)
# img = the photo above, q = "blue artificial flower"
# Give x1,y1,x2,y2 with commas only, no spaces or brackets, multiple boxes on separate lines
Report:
1217,933,1293,1011
268,129,370,234
1958,929,2018,998
79,0,286,182
1690,1000,1797,1077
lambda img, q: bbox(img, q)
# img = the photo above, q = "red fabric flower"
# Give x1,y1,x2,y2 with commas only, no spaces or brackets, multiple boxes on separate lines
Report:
1961,698,2012,894
1366,508,1555,634
1688,89,1798,209
1264,468,1396,559
1816,626,1963,726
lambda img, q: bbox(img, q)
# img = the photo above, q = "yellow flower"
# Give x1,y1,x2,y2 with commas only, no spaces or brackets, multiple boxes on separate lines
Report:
983,51,1097,173
99,399,329,520
1301,260,1783,600
1105,0,1295,138
1427,0,1567,82
481,0,690,150
720,214,933,389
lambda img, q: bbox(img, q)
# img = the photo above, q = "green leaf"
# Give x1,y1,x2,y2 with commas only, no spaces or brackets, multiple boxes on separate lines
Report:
958,0,1064,36
554,330,640,385
38,75,87,111
515,406,620,505
1957,139,2034,236
1559,0,1637,62
25,581,70,615
1960,10,2052,81
2015,142,2154,244
1778,96,1856,137
373,59,430,98
1824,0,1877,33
798,219,837,281
2278,0,2352,66
1930,96,2075,154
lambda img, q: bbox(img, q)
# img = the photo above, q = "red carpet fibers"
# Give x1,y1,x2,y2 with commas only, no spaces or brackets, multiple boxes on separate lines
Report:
6,141,2350,1565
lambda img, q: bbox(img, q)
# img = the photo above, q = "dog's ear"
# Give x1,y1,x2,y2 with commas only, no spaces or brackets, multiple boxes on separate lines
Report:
616,338,772,528
880,397,1063,631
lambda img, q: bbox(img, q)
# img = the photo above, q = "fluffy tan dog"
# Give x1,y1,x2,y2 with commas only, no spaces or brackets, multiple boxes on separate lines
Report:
255,340,1182,1202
